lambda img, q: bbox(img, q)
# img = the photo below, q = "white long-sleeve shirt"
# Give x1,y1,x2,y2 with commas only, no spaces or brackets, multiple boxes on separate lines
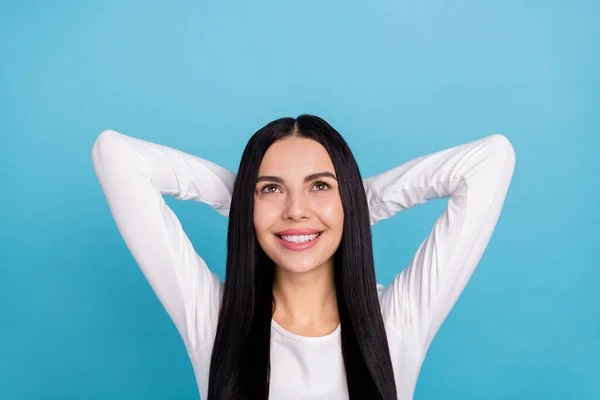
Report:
91,130,515,400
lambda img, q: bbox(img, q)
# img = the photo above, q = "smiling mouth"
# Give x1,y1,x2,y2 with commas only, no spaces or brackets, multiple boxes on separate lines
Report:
275,232,323,243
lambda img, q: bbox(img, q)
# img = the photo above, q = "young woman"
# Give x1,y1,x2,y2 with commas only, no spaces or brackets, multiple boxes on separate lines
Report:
91,115,515,400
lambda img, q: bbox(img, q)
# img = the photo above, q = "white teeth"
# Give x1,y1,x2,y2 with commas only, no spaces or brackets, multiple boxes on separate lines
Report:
280,233,320,243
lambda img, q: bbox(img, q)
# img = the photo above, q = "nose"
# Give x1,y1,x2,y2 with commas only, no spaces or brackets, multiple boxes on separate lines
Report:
282,190,312,221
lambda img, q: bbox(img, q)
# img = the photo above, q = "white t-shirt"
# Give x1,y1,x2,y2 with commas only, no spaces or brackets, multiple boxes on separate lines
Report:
91,129,515,399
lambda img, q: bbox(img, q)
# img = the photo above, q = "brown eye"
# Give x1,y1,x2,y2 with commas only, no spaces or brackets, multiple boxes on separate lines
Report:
312,181,331,191
261,184,281,193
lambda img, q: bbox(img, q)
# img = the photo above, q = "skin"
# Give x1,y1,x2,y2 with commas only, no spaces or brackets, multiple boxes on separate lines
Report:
254,136,344,336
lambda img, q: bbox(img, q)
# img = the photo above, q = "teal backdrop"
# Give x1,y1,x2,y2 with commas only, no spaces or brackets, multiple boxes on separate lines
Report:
1,0,598,399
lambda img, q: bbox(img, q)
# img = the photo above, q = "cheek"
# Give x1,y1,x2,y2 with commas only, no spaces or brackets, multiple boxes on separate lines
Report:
317,197,344,231
253,199,280,236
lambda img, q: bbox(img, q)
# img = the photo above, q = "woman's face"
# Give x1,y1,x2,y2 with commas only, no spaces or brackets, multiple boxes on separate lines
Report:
254,136,344,275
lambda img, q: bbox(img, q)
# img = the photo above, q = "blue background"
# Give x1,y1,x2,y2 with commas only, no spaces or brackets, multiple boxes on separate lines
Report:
1,0,598,399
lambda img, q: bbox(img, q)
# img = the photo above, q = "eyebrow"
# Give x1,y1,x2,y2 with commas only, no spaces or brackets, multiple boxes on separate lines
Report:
256,172,337,184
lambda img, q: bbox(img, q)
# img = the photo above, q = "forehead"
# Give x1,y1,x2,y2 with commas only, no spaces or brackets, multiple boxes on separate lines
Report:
259,137,334,175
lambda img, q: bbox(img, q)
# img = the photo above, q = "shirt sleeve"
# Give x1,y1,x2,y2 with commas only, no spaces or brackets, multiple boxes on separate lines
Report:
91,129,236,352
364,134,516,358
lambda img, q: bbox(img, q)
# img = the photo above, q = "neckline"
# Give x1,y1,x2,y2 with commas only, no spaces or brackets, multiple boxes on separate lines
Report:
271,319,341,342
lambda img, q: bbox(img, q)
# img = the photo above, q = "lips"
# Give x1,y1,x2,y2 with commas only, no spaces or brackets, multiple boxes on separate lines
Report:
275,228,322,236
273,228,324,251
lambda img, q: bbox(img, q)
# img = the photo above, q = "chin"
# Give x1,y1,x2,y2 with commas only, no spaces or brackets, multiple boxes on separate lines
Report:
257,236,337,275
277,262,321,274
272,253,332,274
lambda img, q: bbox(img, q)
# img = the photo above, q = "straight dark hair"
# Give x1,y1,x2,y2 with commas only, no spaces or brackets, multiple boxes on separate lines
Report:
207,115,397,399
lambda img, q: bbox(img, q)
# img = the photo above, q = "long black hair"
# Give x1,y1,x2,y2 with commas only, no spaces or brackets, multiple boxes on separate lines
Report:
207,115,397,399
